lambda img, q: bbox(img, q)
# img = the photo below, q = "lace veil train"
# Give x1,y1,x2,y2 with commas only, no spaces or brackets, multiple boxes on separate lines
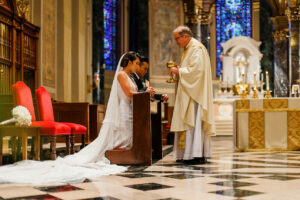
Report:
0,54,127,185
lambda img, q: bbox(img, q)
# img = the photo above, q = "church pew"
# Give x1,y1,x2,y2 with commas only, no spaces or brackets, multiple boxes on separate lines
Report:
105,92,151,165
89,104,106,142
52,101,89,147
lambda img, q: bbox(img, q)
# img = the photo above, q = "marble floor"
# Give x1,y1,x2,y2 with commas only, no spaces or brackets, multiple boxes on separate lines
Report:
1,136,300,200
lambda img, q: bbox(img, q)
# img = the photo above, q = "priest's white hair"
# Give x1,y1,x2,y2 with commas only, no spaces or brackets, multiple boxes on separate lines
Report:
173,25,193,37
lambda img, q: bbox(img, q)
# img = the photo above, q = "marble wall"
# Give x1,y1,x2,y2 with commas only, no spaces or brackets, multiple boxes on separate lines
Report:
149,0,182,78
259,0,274,94
92,0,105,104
290,20,300,85
129,0,148,57
274,39,289,97
42,0,56,88
188,23,209,49
32,0,91,102
149,0,183,106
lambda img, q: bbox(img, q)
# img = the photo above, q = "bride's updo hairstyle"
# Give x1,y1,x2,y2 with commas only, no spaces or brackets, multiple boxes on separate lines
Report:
120,51,141,68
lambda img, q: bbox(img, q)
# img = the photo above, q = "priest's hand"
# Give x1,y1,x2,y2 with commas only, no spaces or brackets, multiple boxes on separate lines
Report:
169,67,179,75
162,94,169,102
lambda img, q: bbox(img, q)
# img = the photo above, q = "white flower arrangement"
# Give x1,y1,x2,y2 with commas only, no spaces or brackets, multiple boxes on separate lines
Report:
0,106,32,126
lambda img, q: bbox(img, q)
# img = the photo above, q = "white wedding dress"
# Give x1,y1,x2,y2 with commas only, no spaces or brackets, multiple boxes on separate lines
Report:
0,56,137,185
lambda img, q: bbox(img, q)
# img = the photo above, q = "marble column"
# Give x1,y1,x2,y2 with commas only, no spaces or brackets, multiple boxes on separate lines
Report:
186,12,210,50
92,0,105,104
273,30,289,97
286,6,300,86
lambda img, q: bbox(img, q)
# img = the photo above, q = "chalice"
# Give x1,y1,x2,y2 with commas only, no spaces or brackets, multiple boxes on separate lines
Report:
166,61,177,83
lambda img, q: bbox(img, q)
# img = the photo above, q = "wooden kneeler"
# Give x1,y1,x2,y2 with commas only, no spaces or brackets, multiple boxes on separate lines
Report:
105,92,151,165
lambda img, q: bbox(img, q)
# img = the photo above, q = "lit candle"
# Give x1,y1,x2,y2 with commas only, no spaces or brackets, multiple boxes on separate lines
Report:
266,71,270,90
261,72,264,81
253,72,257,90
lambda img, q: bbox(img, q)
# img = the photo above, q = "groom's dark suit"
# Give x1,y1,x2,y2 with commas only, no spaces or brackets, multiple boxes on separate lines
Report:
130,72,162,100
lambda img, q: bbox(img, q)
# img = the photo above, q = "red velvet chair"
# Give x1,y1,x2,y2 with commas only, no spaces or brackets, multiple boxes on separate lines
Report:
12,81,71,160
35,86,87,153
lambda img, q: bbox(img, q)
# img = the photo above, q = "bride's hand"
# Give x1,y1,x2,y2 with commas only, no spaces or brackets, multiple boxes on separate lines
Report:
146,87,155,97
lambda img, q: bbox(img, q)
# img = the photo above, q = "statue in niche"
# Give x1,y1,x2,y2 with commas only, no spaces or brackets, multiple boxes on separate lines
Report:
234,52,248,83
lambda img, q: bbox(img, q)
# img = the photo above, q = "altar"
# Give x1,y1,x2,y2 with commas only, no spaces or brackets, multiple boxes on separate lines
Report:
234,98,300,151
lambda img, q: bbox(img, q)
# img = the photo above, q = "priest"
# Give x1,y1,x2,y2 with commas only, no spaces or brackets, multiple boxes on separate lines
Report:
169,25,216,164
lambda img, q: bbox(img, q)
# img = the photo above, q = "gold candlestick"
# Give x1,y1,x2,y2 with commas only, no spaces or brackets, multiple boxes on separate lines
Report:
252,72,258,98
265,71,272,98
239,73,248,98
241,90,248,98
224,80,228,93
218,81,223,94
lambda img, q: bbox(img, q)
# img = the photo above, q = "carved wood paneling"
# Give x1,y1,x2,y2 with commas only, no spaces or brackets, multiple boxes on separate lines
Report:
0,0,39,95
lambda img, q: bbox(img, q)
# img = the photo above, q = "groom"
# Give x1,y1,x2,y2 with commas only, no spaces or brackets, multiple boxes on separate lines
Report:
130,56,168,102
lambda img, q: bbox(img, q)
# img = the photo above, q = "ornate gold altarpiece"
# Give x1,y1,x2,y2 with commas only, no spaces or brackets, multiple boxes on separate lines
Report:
234,98,300,151
0,0,39,95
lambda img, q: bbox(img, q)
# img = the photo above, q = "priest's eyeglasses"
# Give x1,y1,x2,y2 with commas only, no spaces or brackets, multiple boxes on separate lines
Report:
174,35,183,41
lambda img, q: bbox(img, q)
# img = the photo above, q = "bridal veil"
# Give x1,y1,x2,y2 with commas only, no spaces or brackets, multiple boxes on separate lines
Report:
0,54,127,185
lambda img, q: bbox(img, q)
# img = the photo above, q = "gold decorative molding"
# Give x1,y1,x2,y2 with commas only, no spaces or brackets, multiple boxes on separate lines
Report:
272,30,288,42
252,1,260,10
252,1,260,41
287,111,300,150
285,7,300,21
263,99,288,109
191,10,209,24
236,148,297,152
16,0,31,21
236,100,250,109
249,111,265,149
183,0,210,24
236,108,300,112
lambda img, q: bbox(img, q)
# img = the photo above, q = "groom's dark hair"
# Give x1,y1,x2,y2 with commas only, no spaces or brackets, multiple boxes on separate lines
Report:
121,51,141,68
140,56,149,64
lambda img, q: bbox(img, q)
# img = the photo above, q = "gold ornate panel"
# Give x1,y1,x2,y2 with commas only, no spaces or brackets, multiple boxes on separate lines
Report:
287,111,300,150
236,99,250,109
263,99,288,109
249,111,264,148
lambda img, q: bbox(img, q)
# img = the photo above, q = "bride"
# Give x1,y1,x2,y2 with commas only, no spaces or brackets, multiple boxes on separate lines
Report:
0,52,141,185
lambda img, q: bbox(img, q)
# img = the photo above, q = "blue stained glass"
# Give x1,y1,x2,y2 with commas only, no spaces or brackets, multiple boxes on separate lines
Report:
104,0,118,70
216,0,252,76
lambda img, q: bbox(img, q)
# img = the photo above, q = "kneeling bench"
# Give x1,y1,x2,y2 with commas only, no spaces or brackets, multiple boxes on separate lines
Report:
105,92,151,165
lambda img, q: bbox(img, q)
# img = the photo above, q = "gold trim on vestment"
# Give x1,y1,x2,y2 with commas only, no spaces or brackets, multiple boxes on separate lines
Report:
177,131,186,149
179,46,192,66
263,99,288,109
287,111,300,150
236,99,250,109
249,111,265,149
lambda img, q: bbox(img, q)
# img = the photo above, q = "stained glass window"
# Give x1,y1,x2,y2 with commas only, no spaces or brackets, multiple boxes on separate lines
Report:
104,0,117,70
215,0,252,76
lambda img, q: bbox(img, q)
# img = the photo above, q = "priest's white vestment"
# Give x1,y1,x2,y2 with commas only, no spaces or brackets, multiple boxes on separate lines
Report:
171,38,216,160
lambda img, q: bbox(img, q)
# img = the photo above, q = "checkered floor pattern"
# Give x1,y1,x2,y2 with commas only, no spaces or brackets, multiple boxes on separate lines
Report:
1,136,300,200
